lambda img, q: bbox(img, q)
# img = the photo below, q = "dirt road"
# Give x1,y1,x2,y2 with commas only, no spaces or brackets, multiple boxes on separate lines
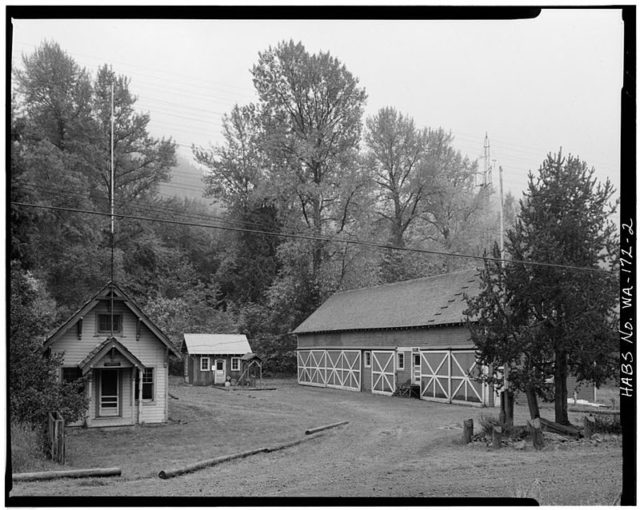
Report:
9,379,622,504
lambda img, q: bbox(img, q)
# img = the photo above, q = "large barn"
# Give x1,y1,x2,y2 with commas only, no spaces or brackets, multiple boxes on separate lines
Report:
293,269,497,406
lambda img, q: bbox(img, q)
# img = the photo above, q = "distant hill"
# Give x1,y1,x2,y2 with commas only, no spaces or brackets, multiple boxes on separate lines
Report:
158,154,208,201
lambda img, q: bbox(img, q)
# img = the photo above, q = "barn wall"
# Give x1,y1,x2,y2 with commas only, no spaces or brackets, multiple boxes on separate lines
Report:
361,351,372,392
297,325,473,350
395,348,413,386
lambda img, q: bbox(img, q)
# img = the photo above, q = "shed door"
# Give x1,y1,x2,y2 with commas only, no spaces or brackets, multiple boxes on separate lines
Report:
371,351,395,395
214,359,226,384
420,350,450,402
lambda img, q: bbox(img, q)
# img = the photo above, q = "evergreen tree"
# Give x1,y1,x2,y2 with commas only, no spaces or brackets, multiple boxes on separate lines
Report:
466,152,618,424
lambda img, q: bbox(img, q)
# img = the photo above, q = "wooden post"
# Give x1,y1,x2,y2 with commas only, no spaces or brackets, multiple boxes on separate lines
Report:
583,415,596,439
462,419,474,444
492,425,502,449
528,418,545,450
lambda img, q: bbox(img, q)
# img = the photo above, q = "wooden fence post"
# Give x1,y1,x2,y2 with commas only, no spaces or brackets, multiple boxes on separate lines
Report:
462,419,474,444
492,425,502,449
583,415,596,439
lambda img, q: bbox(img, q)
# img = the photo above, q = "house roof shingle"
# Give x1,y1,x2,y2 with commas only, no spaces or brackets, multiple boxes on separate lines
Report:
292,269,480,335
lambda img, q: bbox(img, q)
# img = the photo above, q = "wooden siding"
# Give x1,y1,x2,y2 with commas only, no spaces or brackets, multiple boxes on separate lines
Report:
297,325,473,350
51,301,169,427
186,354,242,386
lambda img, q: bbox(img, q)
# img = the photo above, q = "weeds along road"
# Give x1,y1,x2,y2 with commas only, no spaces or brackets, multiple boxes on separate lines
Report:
10,379,622,504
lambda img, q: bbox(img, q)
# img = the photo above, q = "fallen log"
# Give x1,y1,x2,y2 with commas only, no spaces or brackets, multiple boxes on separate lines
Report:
264,433,323,453
305,420,349,435
159,434,325,479
159,447,269,479
539,417,581,438
569,407,619,416
13,467,121,482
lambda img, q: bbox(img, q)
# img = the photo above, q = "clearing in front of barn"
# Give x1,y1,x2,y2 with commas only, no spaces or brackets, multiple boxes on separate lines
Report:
9,377,622,504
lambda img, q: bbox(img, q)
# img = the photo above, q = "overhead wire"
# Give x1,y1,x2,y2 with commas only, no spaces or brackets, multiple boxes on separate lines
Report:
11,201,615,275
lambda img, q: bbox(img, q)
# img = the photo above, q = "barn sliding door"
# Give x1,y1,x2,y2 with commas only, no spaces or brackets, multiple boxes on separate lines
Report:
298,350,361,391
371,351,396,395
326,350,361,391
420,349,485,406
297,350,326,387
420,350,450,402
450,350,484,404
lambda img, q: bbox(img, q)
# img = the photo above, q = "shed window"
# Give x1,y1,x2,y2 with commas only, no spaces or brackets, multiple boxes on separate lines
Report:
231,357,241,371
200,357,210,371
364,351,371,368
397,352,405,370
97,314,122,334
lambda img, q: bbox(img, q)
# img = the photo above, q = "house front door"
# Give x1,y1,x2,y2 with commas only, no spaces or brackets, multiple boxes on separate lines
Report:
99,369,119,417
214,359,226,384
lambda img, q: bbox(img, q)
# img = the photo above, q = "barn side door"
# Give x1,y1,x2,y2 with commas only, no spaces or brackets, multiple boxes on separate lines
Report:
371,350,396,395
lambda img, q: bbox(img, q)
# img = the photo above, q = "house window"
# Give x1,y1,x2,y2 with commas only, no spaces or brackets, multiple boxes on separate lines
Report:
97,314,122,334
397,352,405,370
135,368,154,401
62,366,85,393
231,357,241,371
200,357,210,371
364,351,371,368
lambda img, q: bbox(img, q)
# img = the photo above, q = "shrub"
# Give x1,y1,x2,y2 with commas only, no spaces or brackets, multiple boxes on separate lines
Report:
479,413,501,436
593,414,621,434
10,421,47,473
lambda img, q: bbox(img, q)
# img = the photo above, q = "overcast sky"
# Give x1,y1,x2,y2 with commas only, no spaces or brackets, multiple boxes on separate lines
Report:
10,8,624,199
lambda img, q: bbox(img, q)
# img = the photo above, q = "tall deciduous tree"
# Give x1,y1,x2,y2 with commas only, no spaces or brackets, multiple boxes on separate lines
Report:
465,151,618,424
252,40,367,279
364,107,431,249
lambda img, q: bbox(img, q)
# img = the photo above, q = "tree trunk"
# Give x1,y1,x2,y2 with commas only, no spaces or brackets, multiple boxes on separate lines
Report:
527,418,545,450
554,350,569,425
525,385,540,420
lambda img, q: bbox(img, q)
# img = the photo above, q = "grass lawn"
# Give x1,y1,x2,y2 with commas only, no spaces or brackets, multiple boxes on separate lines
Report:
9,376,623,503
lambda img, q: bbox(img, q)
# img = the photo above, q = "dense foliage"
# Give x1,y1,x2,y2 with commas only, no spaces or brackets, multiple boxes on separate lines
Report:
465,152,618,424
11,39,510,397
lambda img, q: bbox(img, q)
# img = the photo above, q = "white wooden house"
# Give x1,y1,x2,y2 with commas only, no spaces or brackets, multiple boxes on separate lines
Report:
43,282,180,427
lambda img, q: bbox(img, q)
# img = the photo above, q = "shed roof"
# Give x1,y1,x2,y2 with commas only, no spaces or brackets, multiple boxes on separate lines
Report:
183,334,252,355
293,269,480,335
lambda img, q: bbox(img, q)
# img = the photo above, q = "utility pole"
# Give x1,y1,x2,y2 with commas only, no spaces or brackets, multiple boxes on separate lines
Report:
110,80,115,337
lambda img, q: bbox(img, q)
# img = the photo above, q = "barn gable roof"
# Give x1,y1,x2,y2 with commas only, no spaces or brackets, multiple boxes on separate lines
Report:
43,281,180,357
292,269,480,335
183,334,252,355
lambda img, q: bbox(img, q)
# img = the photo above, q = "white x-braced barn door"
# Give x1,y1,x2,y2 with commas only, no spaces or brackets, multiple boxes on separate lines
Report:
297,350,326,387
326,350,361,391
371,351,396,395
420,350,451,402
450,350,484,404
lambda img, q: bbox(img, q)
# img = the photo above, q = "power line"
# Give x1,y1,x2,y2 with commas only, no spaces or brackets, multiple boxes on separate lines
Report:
11,201,615,275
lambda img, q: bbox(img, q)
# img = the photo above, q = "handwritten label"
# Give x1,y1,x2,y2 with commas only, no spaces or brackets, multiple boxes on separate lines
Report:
620,219,634,397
